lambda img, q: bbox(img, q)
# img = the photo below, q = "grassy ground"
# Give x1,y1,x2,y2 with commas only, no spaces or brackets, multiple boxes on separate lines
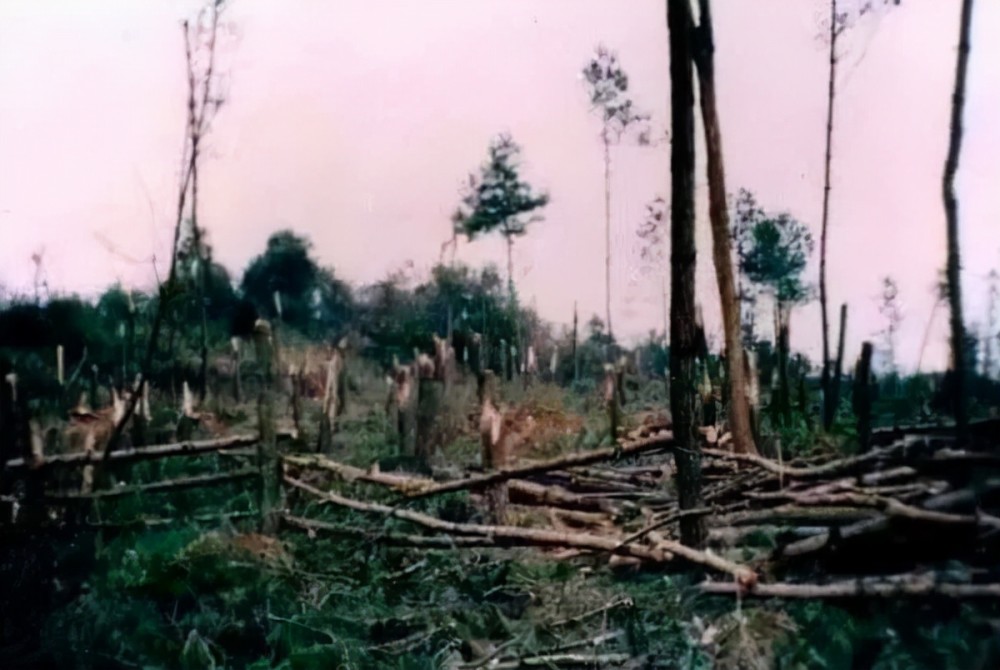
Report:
3,362,1000,669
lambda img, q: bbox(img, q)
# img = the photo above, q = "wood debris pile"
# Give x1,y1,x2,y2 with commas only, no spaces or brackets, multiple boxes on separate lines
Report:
283,418,1000,600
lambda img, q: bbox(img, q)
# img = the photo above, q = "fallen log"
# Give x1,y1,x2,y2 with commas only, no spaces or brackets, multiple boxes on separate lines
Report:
708,525,828,548
619,501,751,548
285,474,664,561
702,436,938,481
754,491,999,528
779,477,1000,557
47,467,260,501
508,479,618,514
485,653,631,669
714,505,880,527
284,475,756,583
284,453,432,493
6,434,264,470
701,576,1000,599
286,454,619,515
283,514,504,548
400,432,674,501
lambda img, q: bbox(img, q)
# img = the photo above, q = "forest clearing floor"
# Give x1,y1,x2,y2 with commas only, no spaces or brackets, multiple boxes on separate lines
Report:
3,372,1000,669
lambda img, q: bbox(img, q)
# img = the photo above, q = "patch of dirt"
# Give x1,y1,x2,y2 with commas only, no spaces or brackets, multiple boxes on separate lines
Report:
230,533,293,566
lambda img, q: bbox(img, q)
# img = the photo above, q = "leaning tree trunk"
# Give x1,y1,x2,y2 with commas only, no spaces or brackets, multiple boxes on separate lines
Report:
668,0,706,549
692,0,757,456
819,0,839,431
942,0,975,439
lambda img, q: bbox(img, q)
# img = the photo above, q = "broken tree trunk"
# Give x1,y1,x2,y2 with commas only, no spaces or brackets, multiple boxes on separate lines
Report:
416,377,443,465
854,341,874,453
668,0,707,549
942,0,975,440
231,337,242,403
317,346,344,454
479,371,509,524
825,303,848,430
692,0,757,457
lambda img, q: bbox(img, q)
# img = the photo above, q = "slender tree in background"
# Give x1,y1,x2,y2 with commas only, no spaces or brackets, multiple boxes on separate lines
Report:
877,276,903,378
455,135,548,376
582,46,649,345
636,195,670,340
667,0,706,549
454,134,549,308
818,0,840,431
185,3,226,403
691,0,757,456
737,206,815,427
818,0,901,429
942,0,975,438
100,0,230,463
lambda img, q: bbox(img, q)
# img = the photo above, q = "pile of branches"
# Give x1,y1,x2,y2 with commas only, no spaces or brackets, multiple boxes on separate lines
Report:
281,418,1000,601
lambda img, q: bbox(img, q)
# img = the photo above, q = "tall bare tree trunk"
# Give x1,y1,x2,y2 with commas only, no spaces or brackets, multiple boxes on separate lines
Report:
943,0,974,439
603,132,613,344
691,0,757,456
668,0,706,549
191,155,210,404
820,0,839,431
829,303,847,424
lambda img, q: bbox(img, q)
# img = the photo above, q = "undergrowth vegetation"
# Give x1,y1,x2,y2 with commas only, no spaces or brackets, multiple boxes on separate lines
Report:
3,373,998,669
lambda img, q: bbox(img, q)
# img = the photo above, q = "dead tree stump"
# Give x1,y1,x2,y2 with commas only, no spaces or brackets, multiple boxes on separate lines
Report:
317,339,346,454
416,378,443,466
854,341,874,453
254,320,281,534
479,371,509,524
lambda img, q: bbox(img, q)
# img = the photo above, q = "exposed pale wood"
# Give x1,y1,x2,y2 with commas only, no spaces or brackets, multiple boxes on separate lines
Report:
285,475,756,582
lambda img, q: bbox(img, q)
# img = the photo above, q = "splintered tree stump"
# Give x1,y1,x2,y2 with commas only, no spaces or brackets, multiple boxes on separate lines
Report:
317,341,346,455
479,371,509,524
415,378,443,465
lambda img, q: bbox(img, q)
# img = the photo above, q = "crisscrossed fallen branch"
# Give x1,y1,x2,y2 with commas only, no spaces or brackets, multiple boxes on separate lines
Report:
283,475,757,584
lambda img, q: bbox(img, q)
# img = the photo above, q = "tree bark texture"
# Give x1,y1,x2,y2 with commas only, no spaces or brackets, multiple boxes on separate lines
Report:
820,0,839,431
691,0,758,456
942,0,975,439
668,0,707,549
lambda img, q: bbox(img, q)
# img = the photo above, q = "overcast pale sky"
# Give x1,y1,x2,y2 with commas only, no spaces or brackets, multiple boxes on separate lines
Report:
1,0,998,371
